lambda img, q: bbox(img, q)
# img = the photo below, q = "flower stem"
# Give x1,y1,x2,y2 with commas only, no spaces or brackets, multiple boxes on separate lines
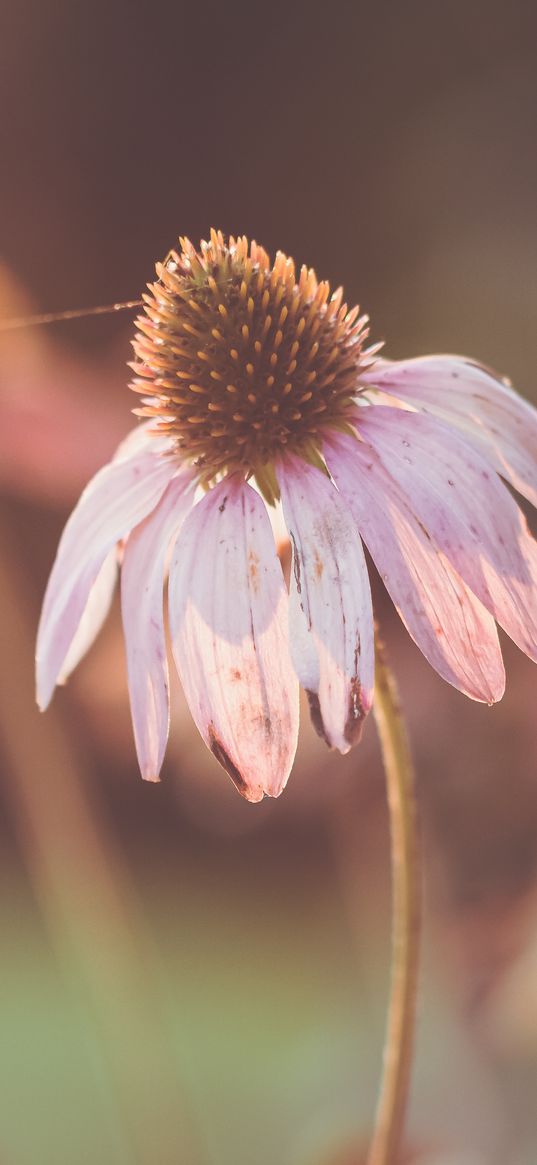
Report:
367,640,421,1165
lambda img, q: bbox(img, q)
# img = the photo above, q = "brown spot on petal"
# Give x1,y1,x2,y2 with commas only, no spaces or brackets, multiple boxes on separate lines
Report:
248,548,260,592
415,518,431,541
344,676,367,746
277,537,292,587
344,641,368,746
290,532,302,594
314,550,324,580
208,724,250,798
306,689,332,747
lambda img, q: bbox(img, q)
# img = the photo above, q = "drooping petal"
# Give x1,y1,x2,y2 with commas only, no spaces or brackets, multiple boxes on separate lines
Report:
36,448,177,710
277,456,374,752
168,478,299,801
362,356,537,507
121,469,196,782
357,407,537,662
58,548,118,685
324,432,505,703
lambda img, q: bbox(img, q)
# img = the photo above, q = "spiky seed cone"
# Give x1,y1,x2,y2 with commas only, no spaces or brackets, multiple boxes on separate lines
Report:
130,229,379,499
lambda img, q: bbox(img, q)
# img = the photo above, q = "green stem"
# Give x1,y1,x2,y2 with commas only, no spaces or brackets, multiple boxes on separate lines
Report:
367,641,421,1165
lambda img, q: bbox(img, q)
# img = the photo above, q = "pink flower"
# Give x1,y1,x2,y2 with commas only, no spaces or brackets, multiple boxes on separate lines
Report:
36,232,537,801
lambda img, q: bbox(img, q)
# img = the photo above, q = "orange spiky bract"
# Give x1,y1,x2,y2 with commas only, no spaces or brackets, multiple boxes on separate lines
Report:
130,229,379,502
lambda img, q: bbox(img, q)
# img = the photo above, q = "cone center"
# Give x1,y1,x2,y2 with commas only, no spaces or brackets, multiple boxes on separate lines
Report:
131,231,373,494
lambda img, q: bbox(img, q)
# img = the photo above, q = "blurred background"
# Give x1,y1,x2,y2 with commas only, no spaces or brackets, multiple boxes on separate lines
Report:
0,2,537,1162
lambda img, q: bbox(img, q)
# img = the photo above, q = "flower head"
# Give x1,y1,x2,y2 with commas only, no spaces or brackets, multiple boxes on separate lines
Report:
130,229,376,501
36,232,537,800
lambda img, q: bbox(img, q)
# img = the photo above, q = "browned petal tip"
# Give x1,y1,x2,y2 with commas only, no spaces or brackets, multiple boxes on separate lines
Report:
305,689,332,747
344,678,369,746
207,724,264,802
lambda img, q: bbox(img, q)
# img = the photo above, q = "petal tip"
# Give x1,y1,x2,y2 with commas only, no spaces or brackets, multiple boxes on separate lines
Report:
306,687,371,753
263,786,283,801
344,683,371,748
481,658,506,706
242,786,266,804
486,680,506,706
208,724,264,802
305,690,333,748
465,665,506,706
35,672,53,713
141,770,161,784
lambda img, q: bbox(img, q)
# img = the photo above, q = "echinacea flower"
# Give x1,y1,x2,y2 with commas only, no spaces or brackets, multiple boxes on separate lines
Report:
36,231,537,801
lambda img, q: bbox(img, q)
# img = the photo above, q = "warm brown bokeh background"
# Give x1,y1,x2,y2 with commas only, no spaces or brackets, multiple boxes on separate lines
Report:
1,3,537,1163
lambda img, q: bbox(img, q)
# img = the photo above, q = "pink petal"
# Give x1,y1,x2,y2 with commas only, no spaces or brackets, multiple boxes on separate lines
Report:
277,456,374,751
121,469,196,782
358,407,537,663
58,548,118,685
362,356,537,507
168,478,299,801
113,420,173,462
36,447,177,710
324,433,505,703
